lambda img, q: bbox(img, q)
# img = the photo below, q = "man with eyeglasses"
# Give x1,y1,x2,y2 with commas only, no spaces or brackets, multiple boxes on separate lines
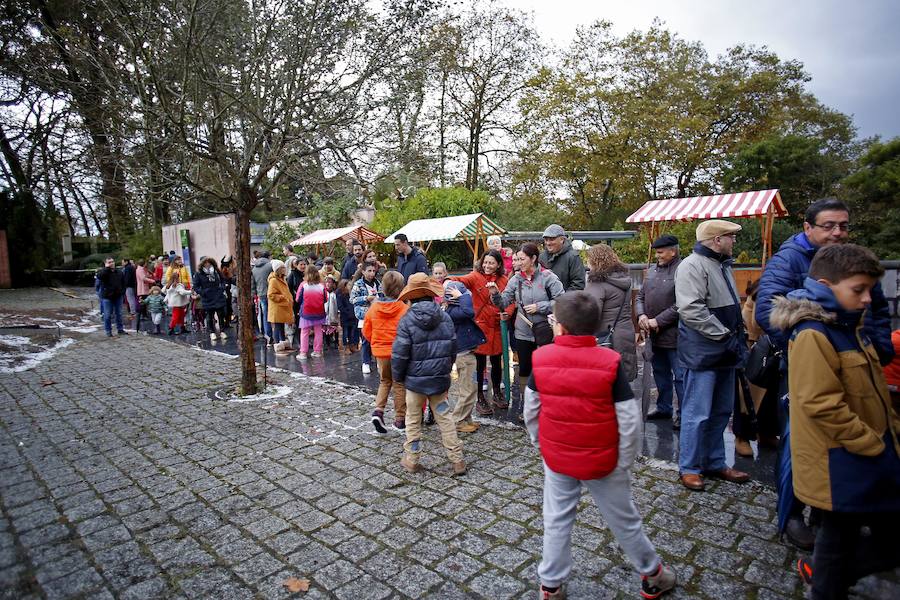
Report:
755,197,894,550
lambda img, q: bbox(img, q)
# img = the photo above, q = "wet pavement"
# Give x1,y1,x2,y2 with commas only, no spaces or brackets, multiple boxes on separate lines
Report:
146,315,778,487
1,287,898,598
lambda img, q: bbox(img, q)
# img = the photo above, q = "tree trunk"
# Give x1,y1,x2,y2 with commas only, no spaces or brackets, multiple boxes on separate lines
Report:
235,199,258,396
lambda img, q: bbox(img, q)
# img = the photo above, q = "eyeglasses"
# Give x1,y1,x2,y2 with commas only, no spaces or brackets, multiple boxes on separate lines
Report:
812,222,851,232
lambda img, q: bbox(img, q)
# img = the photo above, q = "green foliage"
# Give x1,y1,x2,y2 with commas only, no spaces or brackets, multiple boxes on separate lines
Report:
370,186,496,235
262,223,304,261
722,133,854,227
843,137,900,259
120,228,163,262
0,190,63,285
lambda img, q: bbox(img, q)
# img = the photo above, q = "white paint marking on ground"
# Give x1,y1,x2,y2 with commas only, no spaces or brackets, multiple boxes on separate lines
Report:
0,337,76,373
215,384,293,403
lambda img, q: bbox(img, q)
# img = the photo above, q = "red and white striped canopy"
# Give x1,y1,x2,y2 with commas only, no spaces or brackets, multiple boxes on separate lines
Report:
625,189,787,223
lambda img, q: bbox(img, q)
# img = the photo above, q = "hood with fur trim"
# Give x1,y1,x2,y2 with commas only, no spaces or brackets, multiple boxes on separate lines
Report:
768,295,837,331
768,277,863,333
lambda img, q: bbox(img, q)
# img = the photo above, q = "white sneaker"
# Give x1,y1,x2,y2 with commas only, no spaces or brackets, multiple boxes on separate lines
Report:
219,331,227,340
362,363,371,374
296,352,308,361
210,333,217,342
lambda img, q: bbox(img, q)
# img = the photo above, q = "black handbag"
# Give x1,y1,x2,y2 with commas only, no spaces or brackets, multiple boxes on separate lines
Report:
745,334,782,389
597,295,627,348
518,279,555,346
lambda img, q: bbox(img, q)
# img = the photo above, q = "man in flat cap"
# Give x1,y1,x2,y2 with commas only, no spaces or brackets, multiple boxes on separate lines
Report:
539,224,585,291
675,219,750,491
637,234,683,426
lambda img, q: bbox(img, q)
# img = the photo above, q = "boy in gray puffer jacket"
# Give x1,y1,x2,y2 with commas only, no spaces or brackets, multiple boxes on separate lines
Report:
392,274,465,477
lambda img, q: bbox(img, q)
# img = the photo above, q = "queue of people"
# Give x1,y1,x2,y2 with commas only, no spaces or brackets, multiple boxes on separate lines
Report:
93,209,899,599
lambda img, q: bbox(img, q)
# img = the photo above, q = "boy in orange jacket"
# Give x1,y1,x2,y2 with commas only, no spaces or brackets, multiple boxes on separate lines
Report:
363,271,409,433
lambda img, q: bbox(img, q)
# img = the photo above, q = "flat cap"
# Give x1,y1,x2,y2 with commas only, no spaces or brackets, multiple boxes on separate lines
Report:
696,220,742,241
542,224,566,238
651,234,679,249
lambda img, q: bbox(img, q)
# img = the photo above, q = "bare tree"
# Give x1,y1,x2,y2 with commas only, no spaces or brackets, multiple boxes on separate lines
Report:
111,0,430,394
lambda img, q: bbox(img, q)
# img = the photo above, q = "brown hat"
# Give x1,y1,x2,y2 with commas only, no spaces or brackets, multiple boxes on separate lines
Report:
397,273,445,302
696,219,742,241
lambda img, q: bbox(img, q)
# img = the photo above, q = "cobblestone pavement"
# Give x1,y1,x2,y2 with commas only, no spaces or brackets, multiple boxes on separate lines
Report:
1,326,899,598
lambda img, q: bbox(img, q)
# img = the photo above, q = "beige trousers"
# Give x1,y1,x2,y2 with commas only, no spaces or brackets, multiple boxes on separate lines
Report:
404,391,463,464
374,357,406,418
451,352,478,424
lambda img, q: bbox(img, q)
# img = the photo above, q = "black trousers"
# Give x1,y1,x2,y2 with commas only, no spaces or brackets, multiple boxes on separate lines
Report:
811,510,900,599
476,353,502,388
206,307,226,332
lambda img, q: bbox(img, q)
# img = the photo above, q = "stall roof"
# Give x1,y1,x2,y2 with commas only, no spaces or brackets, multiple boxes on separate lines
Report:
384,213,505,244
290,224,382,247
625,189,787,223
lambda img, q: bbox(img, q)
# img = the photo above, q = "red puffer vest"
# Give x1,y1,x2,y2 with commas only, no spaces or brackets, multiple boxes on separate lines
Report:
532,335,620,480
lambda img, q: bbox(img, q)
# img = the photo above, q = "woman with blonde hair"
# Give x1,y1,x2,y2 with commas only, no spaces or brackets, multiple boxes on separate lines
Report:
585,244,637,380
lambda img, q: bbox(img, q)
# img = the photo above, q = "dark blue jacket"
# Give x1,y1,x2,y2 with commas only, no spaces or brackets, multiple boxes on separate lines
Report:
397,247,429,282
192,269,226,310
756,232,894,365
340,255,358,281
336,292,355,323
444,284,486,354
392,301,458,395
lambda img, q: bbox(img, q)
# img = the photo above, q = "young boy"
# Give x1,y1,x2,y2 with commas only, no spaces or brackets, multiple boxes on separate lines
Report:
443,281,486,433
392,273,466,476
363,271,409,433
524,291,677,600
769,244,900,598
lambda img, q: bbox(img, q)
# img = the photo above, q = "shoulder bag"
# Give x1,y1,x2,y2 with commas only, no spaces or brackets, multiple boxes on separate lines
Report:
745,333,782,389
517,278,554,346
597,294,627,348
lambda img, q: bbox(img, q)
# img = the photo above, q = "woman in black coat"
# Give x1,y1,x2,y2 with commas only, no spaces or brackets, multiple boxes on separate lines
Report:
192,257,228,341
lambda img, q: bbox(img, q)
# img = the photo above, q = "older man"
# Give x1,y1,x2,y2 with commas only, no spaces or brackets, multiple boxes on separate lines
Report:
97,257,127,337
754,197,894,549
395,233,428,281
539,224,585,291
637,235,683,425
675,220,750,491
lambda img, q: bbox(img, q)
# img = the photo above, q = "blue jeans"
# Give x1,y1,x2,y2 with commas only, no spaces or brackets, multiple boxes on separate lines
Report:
651,346,684,416
679,368,735,475
360,328,373,365
101,296,124,334
257,297,273,338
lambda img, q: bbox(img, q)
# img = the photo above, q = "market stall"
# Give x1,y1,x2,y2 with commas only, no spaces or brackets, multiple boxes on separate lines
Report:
290,224,383,256
625,189,789,266
384,213,506,261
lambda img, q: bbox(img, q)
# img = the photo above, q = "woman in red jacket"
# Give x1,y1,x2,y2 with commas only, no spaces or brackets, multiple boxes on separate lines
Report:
454,249,514,415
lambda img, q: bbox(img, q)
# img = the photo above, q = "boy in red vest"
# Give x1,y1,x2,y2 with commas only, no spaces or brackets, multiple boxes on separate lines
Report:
524,291,678,600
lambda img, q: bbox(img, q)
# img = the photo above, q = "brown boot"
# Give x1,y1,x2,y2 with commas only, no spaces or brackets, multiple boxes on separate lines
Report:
734,436,754,457
492,383,508,410
475,390,493,416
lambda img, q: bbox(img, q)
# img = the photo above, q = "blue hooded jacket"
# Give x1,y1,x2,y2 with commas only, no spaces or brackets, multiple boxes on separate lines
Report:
756,232,894,365
444,282,487,354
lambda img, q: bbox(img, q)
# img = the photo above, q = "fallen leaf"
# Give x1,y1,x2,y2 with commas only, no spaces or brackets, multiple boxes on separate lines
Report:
40,380,57,387
283,577,310,593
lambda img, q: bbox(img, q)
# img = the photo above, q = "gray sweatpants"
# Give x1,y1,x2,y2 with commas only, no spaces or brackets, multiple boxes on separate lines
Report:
539,462,660,587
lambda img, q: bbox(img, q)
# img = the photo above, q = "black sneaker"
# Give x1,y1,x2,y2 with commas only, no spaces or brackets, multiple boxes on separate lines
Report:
785,516,815,551
371,411,387,434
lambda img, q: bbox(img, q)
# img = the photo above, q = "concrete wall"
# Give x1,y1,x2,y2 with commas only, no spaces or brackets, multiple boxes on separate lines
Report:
162,215,237,274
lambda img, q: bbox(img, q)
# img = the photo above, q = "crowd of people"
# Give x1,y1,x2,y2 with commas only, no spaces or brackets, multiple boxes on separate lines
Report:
90,203,900,599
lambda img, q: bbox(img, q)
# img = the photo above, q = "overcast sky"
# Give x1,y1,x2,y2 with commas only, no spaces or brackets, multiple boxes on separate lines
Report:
501,0,900,140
